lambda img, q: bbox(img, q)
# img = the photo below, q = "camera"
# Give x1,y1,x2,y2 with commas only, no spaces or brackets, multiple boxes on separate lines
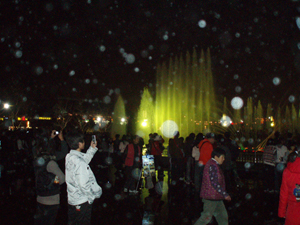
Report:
92,135,96,144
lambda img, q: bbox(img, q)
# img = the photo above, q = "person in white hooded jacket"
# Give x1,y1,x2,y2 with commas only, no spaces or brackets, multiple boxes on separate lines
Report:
65,131,102,225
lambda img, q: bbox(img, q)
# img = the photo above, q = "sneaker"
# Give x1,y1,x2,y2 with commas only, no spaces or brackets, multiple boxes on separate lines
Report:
124,188,128,192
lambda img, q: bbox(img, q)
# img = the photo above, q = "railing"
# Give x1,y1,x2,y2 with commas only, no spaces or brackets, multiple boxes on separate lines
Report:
236,151,264,164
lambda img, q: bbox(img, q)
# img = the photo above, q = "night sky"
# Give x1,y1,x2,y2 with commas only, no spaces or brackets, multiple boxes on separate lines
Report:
1,0,300,118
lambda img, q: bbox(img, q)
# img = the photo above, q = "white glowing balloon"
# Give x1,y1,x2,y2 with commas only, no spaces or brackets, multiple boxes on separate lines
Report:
235,86,242,93
296,17,300,30
289,95,295,103
99,45,106,52
161,120,179,138
220,115,231,127
125,53,135,64
103,96,111,104
231,97,244,110
273,77,280,85
136,130,145,137
198,20,207,28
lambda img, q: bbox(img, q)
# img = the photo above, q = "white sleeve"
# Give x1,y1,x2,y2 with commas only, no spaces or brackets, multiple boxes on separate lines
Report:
83,146,98,164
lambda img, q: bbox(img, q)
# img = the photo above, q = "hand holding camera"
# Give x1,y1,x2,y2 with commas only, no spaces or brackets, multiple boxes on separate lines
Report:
91,135,97,148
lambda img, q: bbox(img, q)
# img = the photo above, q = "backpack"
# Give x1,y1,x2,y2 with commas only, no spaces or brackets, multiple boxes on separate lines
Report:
192,146,200,160
34,156,60,196
192,141,208,161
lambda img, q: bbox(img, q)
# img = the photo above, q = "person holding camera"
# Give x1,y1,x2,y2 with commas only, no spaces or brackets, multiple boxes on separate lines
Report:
33,128,65,225
65,131,102,225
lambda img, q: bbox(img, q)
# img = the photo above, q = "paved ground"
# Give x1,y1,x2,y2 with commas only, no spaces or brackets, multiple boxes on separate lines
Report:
0,161,284,225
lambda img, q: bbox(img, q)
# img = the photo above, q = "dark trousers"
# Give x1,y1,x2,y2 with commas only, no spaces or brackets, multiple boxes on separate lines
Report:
171,158,184,182
68,201,92,225
34,202,59,225
154,155,164,181
223,169,233,192
186,156,194,183
263,164,275,191
194,162,205,195
124,166,139,191
275,163,285,192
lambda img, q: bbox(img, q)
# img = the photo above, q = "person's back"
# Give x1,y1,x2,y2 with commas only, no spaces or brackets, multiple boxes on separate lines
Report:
33,128,65,225
169,137,182,159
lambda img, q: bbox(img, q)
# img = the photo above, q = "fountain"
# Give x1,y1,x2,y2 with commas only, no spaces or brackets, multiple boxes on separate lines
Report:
137,49,219,139
136,49,300,141
111,95,127,138
136,88,155,143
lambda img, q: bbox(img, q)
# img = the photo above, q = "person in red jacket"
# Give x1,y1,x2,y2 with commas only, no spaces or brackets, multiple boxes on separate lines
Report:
278,150,300,225
193,133,215,218
197,133,215,192
123,135,142,194
151,135,164,182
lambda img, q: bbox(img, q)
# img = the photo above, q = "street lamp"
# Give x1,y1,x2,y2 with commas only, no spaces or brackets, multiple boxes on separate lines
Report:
3,103,10,109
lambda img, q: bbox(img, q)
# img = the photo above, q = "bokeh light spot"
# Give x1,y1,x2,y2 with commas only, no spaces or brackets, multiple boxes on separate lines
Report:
161,120,179,138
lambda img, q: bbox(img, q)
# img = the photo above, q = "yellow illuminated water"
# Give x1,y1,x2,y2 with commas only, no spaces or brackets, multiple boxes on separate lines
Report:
138,49,220,139
111,95,127,137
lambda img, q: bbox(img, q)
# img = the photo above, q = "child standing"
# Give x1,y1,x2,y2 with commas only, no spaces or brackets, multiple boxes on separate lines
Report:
194,147,231,225
65,131,102,225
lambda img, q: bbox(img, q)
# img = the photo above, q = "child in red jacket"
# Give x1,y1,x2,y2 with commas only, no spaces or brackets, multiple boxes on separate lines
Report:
278,150,300,225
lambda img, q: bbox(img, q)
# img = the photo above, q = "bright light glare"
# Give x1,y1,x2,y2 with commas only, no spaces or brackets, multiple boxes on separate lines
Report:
3,103,9,109
97,117,101,122
142,121,147,127
161,120,179,138
121,118,126,122
220,115,231,127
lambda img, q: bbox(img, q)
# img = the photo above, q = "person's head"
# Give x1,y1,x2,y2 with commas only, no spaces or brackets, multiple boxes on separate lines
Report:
115,134,120,140
274,131,280,139
205,133,215,144
287,149,300,163
189,133,195,140
133,135,140,144
196,133,204,141
216,134,224,143
121,134,127,141
174,131,180,139
211,147,226,165
34,128,55,157
65,130,85,151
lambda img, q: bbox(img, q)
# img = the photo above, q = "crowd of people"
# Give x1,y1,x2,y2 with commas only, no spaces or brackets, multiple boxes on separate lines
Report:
0,127,300,224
